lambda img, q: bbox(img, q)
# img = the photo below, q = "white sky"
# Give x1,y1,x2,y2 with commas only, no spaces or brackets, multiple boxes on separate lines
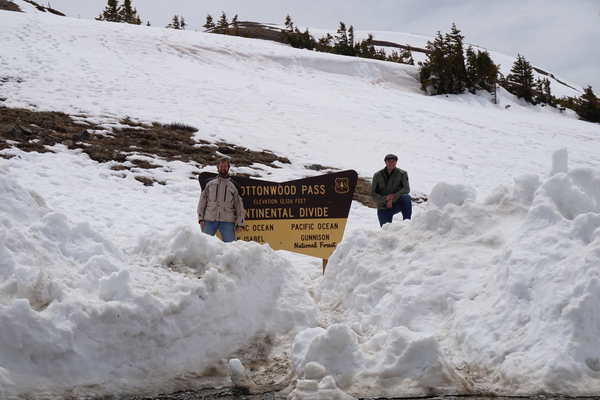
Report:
45,0,600,93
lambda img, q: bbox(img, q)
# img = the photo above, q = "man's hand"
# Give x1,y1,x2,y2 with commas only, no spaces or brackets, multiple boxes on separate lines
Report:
386,194,394,208
200,221,205,231
236,226,244,233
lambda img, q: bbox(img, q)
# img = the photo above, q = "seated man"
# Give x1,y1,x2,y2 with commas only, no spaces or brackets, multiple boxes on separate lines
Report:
370,154,412,226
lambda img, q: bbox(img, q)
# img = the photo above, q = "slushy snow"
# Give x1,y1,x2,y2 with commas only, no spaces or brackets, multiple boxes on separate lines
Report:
2,2,600,399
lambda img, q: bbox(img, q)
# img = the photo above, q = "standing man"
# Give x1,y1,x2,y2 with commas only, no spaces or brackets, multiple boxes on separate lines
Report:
197,157,245,242
371,154,412,227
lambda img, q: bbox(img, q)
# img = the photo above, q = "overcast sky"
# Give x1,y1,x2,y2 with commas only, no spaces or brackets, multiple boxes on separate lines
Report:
46,0,600,93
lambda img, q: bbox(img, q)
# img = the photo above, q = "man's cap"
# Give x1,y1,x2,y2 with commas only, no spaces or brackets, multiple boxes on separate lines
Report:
384,154,398,161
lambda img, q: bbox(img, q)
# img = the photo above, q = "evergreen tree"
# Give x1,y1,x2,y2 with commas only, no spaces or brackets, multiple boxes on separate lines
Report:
373,47,387,60
347,25,356,56
556,95,575,113
166,15,185,30
354,33,377,58
284,14,293,31
231,14,239,36
465,46,499,94
281,14,296,47
420,31,447,93
386,47,414,65
402,46,414,65
281,15,315,50
420,24,489,95
316,33,334,53
297,28,315,50
535,77,553,106
167,15,180,29
465,46,477,91
96,0,120,22
542,78,552,101
444,23,466,94
203,14,215,31
216,12,229,34
574,86,600,123
96,0,141,24
119,0,141,24
505,54,535,103
386,50,402,63
334,22,351,55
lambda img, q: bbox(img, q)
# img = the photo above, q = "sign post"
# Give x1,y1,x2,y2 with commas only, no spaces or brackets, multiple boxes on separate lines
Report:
199,170,358,267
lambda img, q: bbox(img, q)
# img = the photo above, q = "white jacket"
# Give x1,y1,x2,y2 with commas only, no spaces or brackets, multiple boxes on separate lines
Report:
197,176,245,227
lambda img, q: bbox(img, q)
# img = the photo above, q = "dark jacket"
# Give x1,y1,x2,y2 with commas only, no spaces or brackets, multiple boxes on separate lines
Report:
370,167,410,210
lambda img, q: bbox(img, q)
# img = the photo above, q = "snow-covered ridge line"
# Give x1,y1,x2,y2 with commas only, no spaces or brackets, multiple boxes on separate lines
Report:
5,1,584,100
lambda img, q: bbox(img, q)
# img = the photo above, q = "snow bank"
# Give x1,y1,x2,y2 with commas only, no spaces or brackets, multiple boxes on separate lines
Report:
451,153,600,395
287,150,600,397
0,166,318,398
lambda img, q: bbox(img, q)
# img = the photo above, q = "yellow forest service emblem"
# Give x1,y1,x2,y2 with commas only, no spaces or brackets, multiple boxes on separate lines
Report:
334,177,350,194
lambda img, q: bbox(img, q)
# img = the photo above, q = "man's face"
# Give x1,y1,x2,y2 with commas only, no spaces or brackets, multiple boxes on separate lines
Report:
385,159,397,170
217,161,229,176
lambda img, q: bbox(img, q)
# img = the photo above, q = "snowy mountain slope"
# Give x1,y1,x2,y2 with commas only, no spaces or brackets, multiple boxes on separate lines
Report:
2,9,598,199
2,5,600,400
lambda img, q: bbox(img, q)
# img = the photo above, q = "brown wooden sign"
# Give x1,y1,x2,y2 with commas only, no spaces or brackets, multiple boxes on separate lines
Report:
198,170,358,259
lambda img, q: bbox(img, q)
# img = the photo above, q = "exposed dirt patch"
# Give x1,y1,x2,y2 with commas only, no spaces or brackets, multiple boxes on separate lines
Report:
0,106,406,205
0,0,66,14
354,175,377,208
371,39,429,55
214,22,430,61
230,21,286,43
0,0,21,12
0,106,292,184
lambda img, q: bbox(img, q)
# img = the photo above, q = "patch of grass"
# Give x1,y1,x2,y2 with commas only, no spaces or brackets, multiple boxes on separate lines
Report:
134,175,165,186
110,164,128,171
130,159,159,169
306,163,324,171
163,122,198,133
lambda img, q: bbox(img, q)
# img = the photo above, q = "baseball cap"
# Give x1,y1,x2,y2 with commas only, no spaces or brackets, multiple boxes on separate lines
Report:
384,154,398,161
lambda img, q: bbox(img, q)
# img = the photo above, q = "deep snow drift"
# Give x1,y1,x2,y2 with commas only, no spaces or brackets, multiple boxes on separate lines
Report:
2,3,600,399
